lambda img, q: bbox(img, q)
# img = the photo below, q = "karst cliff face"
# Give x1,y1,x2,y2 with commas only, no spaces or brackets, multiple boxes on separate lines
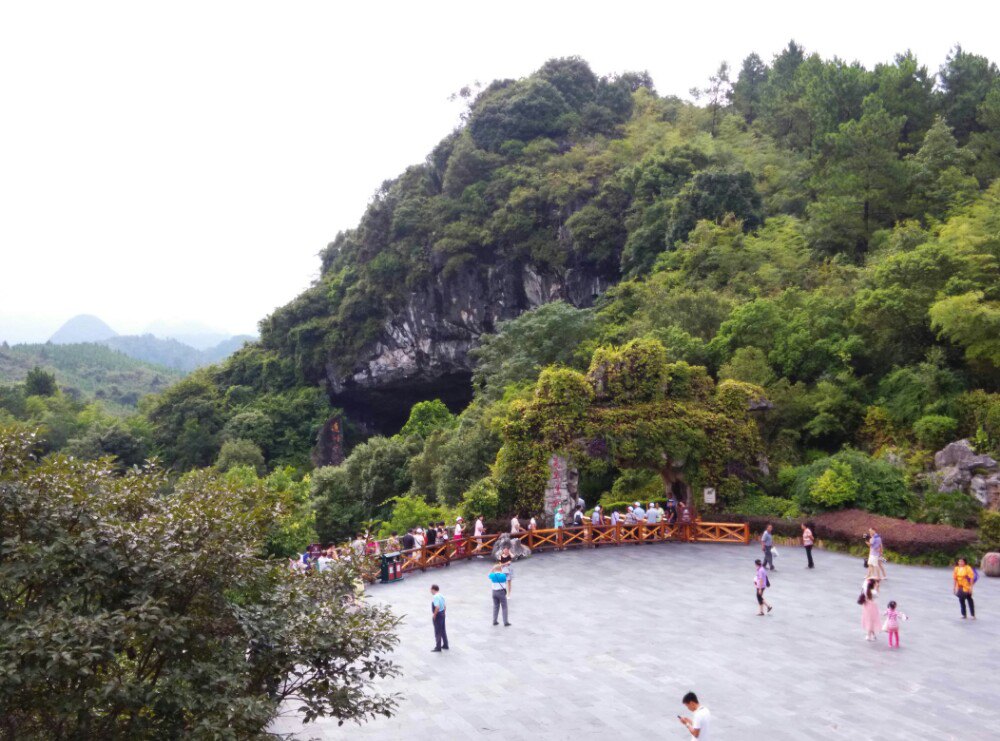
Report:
324,259,614,432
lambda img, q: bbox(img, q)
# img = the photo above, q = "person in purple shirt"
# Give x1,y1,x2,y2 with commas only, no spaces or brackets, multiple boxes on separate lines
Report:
866,527,886,580
754,559,772,616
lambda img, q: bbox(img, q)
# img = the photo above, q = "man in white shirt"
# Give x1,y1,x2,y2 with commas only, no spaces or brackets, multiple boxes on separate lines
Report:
510,515,522,534
679,691,711,738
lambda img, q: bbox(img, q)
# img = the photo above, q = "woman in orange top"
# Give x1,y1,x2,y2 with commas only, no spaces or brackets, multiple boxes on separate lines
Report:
953,557,976,620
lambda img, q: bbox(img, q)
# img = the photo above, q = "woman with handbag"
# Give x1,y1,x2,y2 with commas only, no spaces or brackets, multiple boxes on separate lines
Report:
859,578,881,641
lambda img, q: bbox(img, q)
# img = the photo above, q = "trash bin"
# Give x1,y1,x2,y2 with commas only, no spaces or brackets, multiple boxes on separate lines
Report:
380,552,403,583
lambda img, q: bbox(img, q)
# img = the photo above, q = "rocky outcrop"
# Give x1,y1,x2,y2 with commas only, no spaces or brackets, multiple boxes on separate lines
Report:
324,259,615,432
931,439,1000,509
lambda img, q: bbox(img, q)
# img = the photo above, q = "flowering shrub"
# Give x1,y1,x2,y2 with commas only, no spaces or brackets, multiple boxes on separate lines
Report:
811,509,977,556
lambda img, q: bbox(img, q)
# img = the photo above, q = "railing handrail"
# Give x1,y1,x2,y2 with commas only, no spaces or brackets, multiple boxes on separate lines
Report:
350,521,749,581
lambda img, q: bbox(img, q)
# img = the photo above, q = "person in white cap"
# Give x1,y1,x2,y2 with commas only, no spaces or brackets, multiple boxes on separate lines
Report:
454,516,465,556
647,502,661,525
625,505,637,525
633,501,646,520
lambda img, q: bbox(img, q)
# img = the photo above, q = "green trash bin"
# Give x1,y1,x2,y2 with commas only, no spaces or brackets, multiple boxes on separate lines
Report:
380,552,403,583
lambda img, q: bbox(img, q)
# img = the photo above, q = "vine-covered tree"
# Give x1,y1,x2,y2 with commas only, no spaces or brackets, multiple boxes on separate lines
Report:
494,338,769,515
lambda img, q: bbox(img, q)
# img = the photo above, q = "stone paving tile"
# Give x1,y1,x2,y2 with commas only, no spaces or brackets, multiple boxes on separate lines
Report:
272,542,997,740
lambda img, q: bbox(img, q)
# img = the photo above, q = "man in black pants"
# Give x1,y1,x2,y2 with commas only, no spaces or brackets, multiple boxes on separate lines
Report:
801,522,815,569
430,584,448,651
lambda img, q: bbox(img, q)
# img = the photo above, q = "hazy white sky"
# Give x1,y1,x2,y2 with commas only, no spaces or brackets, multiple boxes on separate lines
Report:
1,0,998,343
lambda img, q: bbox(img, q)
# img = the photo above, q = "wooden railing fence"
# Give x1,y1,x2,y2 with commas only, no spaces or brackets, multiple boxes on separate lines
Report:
359,520,748,579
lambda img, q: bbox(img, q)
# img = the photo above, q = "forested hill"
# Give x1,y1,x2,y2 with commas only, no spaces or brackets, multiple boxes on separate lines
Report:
0,342,182,407
144,44,1000,510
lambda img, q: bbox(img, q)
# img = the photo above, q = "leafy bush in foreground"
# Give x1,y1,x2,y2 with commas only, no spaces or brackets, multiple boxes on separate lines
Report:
0,427,399,738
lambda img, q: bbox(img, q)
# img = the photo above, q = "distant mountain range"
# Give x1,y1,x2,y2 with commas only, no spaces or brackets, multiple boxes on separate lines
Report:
44,315,255,372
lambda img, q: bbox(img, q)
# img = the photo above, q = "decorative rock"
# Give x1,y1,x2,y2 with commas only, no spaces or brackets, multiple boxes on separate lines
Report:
935,439,977,470
982,552,1000,577
969,474,1000,508
312,414,346,467
543,455,578,526
936,466,970,494
933,439,1000,498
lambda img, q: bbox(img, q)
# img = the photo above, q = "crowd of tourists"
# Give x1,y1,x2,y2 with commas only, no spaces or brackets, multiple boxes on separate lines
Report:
290,495,702,576
752,522,981,646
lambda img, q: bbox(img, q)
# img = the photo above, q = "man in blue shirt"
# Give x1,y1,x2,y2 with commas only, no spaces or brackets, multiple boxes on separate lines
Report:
430,584,448,652
488,565,511,626
633,501,646,520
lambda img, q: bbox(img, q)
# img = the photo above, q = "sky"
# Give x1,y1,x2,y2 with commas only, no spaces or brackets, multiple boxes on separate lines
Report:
1,0,998,343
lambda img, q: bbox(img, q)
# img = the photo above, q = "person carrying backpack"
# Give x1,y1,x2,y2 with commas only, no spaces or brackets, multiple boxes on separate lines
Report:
953,557,977,620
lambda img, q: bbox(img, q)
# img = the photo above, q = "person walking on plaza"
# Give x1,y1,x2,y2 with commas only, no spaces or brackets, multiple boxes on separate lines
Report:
430,584,448,652
953,557,977,619
678,691,711,738
859,578,880,641
754,559,772,615
882,600,908,648
867,527,886,580
761,523,775,571
801,522,815,569
489,564,511,626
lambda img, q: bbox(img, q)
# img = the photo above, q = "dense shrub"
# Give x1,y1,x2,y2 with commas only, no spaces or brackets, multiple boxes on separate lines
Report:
981,511,1000,551
215,438,266,474
377,494,456,538
459,477,501,521
716,514,804,539
726,494,800,518
784,449,913,517
607,468,663,503
811,509,977,556
914,490,982,529
913,414,959,449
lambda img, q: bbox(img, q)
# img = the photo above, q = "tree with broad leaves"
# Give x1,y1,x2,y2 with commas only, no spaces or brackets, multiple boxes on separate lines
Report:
0,427,399,738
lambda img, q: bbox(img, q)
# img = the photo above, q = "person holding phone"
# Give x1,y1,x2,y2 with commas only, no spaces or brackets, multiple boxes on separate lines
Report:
679,691,711,738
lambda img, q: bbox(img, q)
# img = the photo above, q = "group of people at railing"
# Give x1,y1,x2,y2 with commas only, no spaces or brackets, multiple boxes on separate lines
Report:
288,494,716,576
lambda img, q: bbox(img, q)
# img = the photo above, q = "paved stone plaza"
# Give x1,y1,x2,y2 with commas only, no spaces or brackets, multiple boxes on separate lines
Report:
274,542,997,740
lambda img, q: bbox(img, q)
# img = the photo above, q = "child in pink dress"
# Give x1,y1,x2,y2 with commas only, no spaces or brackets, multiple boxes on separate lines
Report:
882,600,908,648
